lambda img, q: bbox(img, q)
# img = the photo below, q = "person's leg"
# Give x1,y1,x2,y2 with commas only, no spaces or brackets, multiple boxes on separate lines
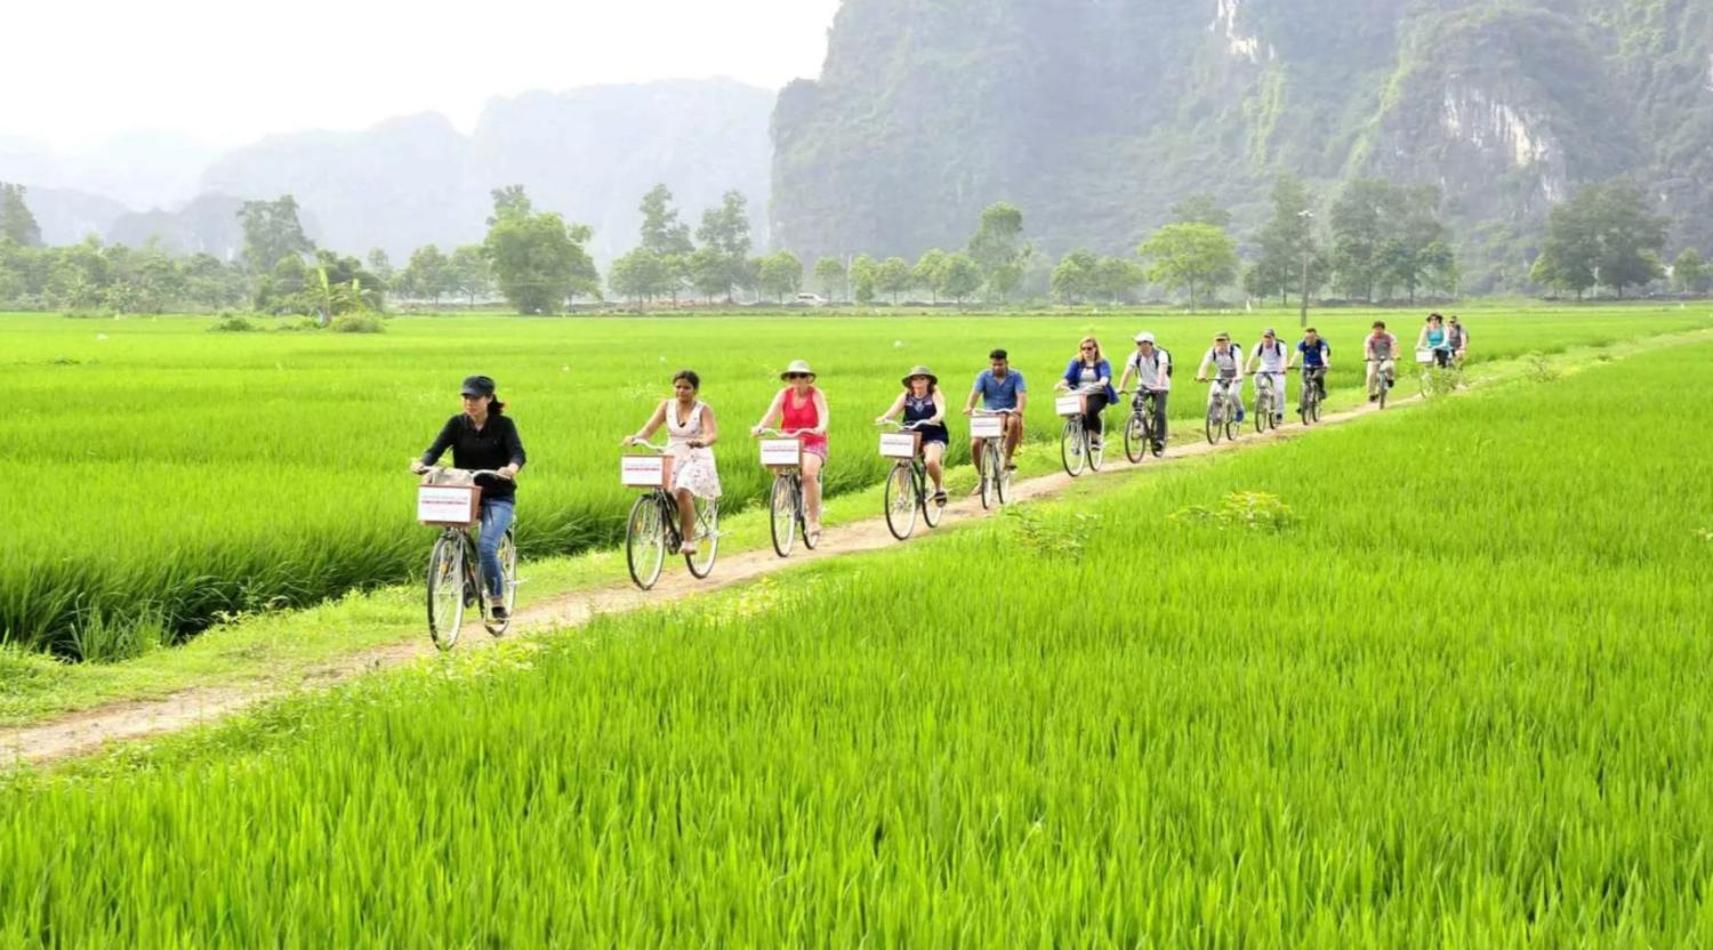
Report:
1154,391,1169,445
674,488,698,546
478,499,515,600
1005,416,1023,467
1084,393,1109,441
1365,361,1378,398
801,452,824,529
1275,373,1287,421
924,442,945,495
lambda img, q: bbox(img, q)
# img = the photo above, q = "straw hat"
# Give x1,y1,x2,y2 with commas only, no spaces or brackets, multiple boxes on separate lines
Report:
901,365,938,387
779,359,816,381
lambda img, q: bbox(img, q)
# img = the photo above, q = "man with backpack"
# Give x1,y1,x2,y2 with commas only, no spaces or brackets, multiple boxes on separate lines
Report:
1117,331,1171,452
1247,327,1290,426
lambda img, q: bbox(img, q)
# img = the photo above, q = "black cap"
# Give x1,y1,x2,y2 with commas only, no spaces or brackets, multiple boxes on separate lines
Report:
460,375,496,397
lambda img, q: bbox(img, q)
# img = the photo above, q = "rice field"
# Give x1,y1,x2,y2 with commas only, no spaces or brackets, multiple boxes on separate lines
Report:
2,338,1710,942
4,306,1709,654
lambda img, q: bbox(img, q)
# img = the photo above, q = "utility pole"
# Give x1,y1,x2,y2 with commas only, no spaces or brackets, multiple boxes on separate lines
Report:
1297,210,1314,329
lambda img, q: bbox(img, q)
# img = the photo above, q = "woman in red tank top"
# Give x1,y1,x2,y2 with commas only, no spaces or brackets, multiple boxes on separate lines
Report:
752,359,830,539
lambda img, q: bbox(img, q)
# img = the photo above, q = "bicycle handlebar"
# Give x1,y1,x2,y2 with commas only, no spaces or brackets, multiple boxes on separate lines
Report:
625,439,670,454
753,428,816,438
416,464,513,481
876,419,938,430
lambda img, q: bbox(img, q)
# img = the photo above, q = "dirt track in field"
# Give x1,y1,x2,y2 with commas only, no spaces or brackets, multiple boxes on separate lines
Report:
0,395,1400,769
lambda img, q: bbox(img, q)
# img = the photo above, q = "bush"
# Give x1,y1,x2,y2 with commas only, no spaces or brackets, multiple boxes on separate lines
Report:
209,316,257,333
331,315,385,334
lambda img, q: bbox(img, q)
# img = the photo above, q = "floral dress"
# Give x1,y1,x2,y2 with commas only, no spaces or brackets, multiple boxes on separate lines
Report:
666,400,722,500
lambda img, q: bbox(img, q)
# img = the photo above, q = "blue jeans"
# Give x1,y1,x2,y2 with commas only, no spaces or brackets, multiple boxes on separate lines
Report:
478,499,515,598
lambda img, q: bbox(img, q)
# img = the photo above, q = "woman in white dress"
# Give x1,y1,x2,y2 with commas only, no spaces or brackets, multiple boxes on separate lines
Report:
623,370,722,554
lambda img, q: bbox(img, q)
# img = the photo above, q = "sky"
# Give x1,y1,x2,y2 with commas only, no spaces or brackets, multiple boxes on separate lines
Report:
6,0,842,151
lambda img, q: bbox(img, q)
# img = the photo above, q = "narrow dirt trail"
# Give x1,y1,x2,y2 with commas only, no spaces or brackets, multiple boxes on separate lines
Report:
0,395,1400,768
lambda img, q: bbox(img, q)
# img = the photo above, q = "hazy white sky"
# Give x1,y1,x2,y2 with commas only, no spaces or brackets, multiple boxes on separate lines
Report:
8,0,842,150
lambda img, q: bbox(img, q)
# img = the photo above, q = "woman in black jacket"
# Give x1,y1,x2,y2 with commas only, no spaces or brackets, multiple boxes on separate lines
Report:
411,375,527,620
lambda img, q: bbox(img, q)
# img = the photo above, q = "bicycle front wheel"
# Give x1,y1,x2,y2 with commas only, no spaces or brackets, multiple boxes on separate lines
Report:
979,442,997,510
1124,412,1146,463
770,475,798,557
426,534,465,651
484,528,517,637
920,465,944,528
884,462,917,540
685,499,719,579
990,442,1010,505
1060,419,1086,477
625,494,668,590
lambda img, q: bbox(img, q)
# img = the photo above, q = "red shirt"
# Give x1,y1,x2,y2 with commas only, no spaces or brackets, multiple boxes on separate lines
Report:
779,386,828,454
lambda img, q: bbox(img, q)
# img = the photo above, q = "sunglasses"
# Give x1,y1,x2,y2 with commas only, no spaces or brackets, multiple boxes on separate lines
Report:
1080,345,1096,351
786,373,811,380
460,392,486,399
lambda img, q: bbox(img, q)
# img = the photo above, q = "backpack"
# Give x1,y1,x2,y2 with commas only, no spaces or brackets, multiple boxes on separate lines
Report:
1136,348,1173,379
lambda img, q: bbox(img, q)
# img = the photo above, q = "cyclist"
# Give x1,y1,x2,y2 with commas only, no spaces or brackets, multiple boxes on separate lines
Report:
1448,315,1469,364
622,369,721,555
1417,313,1453,368
411,375,526,621
1246,327,1289,426
1288,326,1332,403
1056,336,1116,453
963,348,1028,490
1364,321,1400,401
752,359,829,541
1115,331,1170,451
1194,332,1246,423
876,365,949,506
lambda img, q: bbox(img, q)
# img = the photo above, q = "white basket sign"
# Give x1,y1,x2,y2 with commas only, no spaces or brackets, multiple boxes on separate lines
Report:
1055,395,1085,417
878,432,919,459
621,455,672,489
970,415,1005,439
1415,348,1436,365
760,438,802,467
417,485,480,525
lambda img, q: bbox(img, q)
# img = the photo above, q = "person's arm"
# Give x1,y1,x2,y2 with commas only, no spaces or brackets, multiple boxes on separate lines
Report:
1195,350,1212,381
415,416,458,470
499,417,526,479
1247,344,1261,374
625,401,669,445
1055,359,1074,392
811,390,830,435
875,392,906,424
1116,355,1137,393
930,390,947,424
1155,353,1170,389
694,405,718,448
962,380,981,415
752,390,784,434
1321,343,1332,371
1416,327,1429,349
1014,386,1029,415
1094,359,1111,390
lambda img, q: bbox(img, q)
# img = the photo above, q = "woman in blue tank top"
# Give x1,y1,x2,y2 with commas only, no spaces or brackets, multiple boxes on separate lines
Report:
1418,313,1453,368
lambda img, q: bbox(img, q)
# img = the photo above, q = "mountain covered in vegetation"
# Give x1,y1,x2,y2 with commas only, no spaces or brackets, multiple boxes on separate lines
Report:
772,0,1713,291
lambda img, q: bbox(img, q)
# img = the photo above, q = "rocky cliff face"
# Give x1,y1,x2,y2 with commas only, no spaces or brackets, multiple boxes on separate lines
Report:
772,0,1713,289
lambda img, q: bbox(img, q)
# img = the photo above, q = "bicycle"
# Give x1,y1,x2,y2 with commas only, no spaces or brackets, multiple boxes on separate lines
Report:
877,420,944,540
1200,377,1243,444
1056,386,1107,477
970,408,1019,509
1366,357,1395,408
1121,389,1166,463
415,468,518,651
1298,367,1327,425
1253,372,1281,433
1416,348,1461,398
755,428,819,557
620,440,720,590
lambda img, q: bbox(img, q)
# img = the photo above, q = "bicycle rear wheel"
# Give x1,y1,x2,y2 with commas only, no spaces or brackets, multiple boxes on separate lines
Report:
426,534,465,650
1088,424,1105,472
920,465,944,528
1124,412,1145,463
769,475,797,557
685,499,719,579
625,494,668,590
884,462,916,540
483,528,517,637
1060,419,1086,477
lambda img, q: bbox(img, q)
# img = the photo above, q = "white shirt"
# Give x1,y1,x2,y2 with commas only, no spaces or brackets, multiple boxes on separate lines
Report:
1125,348,1171,391
1253,339,1287,373
1202,344,1243,380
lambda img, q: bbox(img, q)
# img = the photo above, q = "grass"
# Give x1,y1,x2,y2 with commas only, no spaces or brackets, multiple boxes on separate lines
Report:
4,304,1710,656
2,337,1711,942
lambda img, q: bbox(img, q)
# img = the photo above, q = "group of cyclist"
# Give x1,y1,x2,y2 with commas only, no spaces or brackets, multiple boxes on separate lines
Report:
414,313,1470,613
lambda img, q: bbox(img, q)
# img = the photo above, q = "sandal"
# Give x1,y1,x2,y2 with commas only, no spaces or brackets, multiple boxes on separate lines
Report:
934,490,948,507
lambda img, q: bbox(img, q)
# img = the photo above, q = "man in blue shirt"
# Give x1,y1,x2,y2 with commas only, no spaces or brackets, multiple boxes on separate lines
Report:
962,348,1028,481
1288,326,1333,404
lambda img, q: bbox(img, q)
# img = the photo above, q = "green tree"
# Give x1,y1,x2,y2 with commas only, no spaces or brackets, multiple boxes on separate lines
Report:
237,196,313,274
610,249,667,303
937,253,983,305
1170,193,1232,229
1675,249,1710,294
912,249,949,304
365,249,394,288
967,202,1031,302
639,184,695,257
757,250,805,303
481,189,598,314
1531,182,1666,298
694,190,753,303
487,185,531,225
400,245,451,305
849,254,878,305
1050,248,1100,303
1138,222,1239,311
0,183,43,247
1327,179,1393,301
875,256,912,304
812,256,846,301
448,244,492,305
689,246,730,303
1093,256,1145,304
1247,175,1317,305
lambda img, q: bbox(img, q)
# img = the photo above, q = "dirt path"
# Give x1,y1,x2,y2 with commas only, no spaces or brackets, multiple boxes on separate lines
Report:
0,395,1403,769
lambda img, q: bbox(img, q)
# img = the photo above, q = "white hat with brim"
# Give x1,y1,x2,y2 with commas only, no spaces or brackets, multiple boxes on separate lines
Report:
780,359,816,380
1134,332,1155,344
